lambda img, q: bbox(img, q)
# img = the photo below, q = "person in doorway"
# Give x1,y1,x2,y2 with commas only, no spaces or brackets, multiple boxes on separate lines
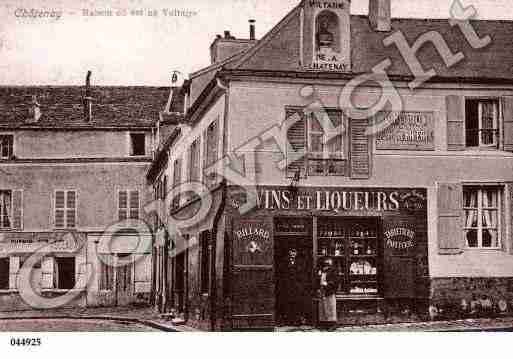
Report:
316,259,338,330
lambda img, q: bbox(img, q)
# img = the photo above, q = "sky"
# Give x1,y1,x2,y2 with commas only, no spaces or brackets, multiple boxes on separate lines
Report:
0,0,512,86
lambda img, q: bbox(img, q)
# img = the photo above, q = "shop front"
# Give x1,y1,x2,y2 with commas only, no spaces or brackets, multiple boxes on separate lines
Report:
225,186,429,329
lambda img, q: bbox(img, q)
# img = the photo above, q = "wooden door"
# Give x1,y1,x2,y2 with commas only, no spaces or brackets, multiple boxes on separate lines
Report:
116,254,134,306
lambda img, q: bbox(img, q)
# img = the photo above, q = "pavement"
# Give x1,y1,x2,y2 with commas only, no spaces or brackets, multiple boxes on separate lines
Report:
0,306,199,332
1,306,513,332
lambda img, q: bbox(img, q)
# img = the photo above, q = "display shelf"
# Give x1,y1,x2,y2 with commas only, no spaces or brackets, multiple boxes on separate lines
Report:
316,218,381,296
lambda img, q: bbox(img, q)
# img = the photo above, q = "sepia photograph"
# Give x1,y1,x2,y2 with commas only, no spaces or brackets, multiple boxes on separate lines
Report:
0,1,513,352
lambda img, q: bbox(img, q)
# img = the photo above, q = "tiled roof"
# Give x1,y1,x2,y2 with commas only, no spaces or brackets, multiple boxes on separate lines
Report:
0,86,170,128
226,11,513,81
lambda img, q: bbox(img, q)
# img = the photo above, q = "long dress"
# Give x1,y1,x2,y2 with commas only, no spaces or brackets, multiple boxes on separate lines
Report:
318,270,337,324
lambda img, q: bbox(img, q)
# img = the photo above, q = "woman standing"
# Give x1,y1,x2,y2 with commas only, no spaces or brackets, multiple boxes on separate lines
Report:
317,259,338,330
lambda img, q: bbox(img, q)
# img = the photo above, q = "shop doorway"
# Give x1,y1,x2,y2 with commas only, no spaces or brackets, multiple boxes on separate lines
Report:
274,218,313,326
116,254,133,306
174,251,186,313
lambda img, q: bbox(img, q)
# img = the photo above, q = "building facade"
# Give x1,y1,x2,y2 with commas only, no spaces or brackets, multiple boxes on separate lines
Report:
151,0,513,330
0,80,169,311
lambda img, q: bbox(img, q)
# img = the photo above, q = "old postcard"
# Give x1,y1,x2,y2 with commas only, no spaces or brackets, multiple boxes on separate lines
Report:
0,0,513,345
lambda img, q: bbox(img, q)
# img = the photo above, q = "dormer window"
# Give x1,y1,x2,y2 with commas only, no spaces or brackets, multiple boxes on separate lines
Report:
0,135,13,160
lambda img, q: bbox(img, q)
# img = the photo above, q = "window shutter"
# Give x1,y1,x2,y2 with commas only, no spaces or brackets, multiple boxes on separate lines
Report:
41,257,54,289
12,190,23,230
119,191,128,220
501,96,513,152
66,191,76,228
55,191,65,228
446,95,465,151
129,190,139,219
437,183,464,255
350,118,371,179
505,183,513,255
286,110,306,178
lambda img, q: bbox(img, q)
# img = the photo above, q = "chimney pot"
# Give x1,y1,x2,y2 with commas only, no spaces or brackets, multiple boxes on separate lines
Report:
84,71,93,122
224,30,230,39
249,19,256,40
369,0,391,32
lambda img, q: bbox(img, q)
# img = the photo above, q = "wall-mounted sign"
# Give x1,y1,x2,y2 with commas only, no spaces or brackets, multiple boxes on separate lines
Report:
233,219,272,266
0,232,85,254
385,228,416,250
230,187,428,214
374,112,435,150
303,0,351,72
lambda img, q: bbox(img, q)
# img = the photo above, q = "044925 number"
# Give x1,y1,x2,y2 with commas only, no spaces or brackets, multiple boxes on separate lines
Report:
10,338,41,347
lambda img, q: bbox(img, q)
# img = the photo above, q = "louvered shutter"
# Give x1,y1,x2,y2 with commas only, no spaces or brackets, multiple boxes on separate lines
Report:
119,191,128,220
446,95,465,151
130,190,140,219
55,191,65,228
437,183,465,255
286,109,306,178
506,183,513,254
501,96,513,152
350,118,371,179
12,190,23,230
173,159,182,209
41,257,54,289
66,191,76,228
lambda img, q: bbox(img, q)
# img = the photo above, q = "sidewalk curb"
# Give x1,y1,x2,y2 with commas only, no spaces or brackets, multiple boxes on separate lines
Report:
0,315,200,332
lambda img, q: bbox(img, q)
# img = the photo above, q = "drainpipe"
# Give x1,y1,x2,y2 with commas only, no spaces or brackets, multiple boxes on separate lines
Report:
209,179,227,331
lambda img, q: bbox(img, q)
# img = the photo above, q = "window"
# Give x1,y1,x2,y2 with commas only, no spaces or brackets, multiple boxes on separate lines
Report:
55,257,76,290
204,121,219,185
0,258,9,290
286,109,347,177
189,139,201,182
130,133,146,156
465,99,499,148
199,231,210,295
463,186,502,249
119,190,139,220
172,158,182,210
117,254,133,292
0,135,13,160
0,190,12,229
55,191,76,229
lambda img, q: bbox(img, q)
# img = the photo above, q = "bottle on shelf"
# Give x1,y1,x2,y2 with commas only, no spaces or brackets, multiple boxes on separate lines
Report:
353,242,359,255
366,245,373,255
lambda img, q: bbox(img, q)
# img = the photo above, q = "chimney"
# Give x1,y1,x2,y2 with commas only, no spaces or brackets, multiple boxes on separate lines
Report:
369,0,391,32
210,26,257,64
249,19,256,40
28,95,41,123
84,71,93,122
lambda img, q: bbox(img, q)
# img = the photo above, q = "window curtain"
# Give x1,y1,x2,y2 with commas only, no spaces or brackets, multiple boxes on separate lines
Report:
464,190,478,247
482,190,498,247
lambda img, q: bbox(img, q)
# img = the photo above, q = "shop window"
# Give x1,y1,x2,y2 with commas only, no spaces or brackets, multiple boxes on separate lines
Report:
0,190,12,229
0,258,9,290
199,231,210,295
316,218,380,295
99,256,114,291
130,133,146,156
55,257,76,290
0,135,13,160
463,186,502,249
119,190,139,220
172,158,182,210
286,109,347,178
465,99,499,148
55,190,76,229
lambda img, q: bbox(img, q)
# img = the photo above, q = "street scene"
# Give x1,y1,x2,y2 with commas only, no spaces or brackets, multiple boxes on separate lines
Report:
1,0,513,336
